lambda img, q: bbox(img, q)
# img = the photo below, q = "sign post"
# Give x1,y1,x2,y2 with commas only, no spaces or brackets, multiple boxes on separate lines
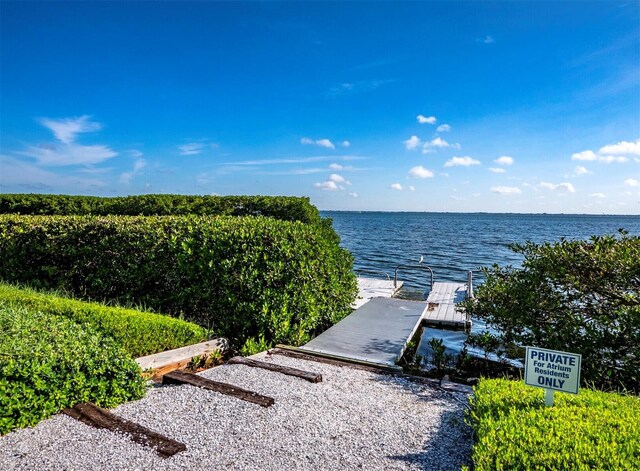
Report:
524,346,582,407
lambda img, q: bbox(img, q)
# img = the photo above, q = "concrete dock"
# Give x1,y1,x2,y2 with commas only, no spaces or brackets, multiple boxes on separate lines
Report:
302,297,425,366
300,276,471,367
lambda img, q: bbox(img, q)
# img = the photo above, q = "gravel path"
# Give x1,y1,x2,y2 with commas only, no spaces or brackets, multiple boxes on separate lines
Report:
0,354,473,470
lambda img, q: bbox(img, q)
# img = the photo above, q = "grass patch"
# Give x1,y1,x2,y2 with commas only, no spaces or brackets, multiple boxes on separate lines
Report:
0,302,146,435
0,283,208,358
468,378,640,470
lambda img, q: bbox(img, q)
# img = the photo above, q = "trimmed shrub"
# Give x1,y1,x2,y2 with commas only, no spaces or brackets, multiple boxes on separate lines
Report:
0,302,146,435
0,215,357,347
0,194,323,224
468,378,640,470
0,284,208,358
460,232,640,392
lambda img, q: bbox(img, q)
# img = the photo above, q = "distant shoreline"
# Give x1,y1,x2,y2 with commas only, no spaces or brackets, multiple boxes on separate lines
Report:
320,210,640,217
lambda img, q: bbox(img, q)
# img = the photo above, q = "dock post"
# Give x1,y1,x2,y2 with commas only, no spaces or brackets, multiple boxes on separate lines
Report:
467,270,474,299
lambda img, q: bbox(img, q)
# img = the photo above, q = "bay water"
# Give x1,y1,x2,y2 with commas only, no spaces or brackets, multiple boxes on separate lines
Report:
322,211,640,361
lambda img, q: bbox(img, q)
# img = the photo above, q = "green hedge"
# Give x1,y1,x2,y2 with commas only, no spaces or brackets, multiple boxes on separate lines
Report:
0,302,146,435
468,379,640,470
0,215,357,349
0,284,208,358
0,194,323,224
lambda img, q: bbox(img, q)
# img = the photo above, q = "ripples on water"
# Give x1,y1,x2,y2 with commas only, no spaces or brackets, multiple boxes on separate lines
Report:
323,211,640,359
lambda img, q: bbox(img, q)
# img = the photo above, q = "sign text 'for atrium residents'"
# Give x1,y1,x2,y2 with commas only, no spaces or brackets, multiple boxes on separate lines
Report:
524,346,581,395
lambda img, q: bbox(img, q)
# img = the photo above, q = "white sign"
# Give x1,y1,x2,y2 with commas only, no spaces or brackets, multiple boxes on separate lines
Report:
524,346,582,395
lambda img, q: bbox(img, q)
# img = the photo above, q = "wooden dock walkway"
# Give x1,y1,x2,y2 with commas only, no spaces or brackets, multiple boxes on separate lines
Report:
300,277,471,367
422,282,470,329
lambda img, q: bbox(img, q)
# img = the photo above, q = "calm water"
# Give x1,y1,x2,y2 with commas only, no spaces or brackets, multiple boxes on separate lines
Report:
322,211,640,360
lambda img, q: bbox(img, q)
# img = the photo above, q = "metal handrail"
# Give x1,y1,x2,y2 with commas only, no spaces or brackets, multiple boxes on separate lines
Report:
393,264,434,291
354,269,391,280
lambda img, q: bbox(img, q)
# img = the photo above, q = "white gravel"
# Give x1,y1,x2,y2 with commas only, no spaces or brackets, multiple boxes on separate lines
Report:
0,354,473,470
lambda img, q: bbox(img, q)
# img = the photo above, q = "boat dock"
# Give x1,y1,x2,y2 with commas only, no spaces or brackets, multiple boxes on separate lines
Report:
300,273,472,367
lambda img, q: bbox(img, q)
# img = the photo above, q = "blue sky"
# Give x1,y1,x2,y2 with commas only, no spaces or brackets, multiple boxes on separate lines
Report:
1,1,639,214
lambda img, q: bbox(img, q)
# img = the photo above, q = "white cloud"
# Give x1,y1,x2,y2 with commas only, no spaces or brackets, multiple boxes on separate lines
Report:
225,155,365,166
120,158,147,184
329,173,351,185
598,155,628,163
417,115,436,124
119,172,133,184
128,150,144,158
409,185,415,192
574,165,592,175
423,137,460,153
571,150,598,161
16,115,117,166
494,156,514,165
349,192,358,198
301,137,335,149
179,143,206,155
488,167,506,174
390,183,403,191
316,138,335,149
539,182,576,193
39,115,102,144
444,156,481,167
481,35,494,44
491,186,521,196
327,79,394,96
314,181,339,191
1,155,106,191
624,178,639,187
572,148,630,163
589,193,606,198
133,159,146,172
404,135,421,150
341,140,351,147
436,124,451,132
18,143,117,166
599,139,640,156
329,163,343,170
409,165,434,178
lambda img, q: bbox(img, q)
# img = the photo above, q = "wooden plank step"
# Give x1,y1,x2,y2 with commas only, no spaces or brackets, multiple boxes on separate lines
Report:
227,356,322,383
136,338,229,382
162,370,274,407
62,403,186,458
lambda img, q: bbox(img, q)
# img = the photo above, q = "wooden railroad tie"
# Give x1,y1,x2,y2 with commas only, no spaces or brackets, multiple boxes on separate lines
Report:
227,356,322,383
62,403,186,459
162,370,275,407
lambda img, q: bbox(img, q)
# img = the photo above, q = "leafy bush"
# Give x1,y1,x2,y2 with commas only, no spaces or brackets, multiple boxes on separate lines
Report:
0,283,208,358
460,232,640,392
468,378,640,470
0,193,324,224
0,215,357,348
0,303,146,435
